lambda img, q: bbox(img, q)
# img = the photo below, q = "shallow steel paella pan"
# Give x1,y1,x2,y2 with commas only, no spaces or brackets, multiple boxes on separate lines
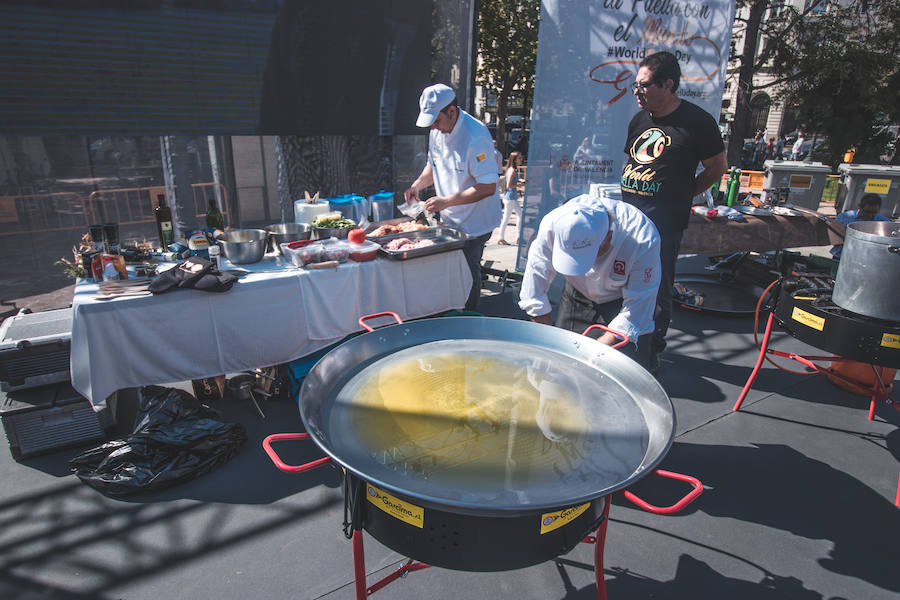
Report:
267,314,692,573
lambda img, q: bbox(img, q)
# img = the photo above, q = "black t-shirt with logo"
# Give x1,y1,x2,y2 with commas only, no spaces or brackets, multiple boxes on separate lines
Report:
620,100,724,234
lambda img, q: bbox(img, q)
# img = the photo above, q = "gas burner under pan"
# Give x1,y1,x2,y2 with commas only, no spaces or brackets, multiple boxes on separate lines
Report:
774,277,900,368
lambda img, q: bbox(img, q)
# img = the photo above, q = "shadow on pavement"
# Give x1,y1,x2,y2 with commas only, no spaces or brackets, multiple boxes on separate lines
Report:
554,554,825,600
660,441,898,594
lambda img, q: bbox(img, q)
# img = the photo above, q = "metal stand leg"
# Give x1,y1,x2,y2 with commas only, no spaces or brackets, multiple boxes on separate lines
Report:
592,496,612,600
896,471,900,508
734,311,775,412
352,529,367,600
350,527,431,598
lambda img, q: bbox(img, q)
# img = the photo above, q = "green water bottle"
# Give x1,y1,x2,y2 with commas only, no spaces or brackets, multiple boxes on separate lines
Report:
709,179,720,205
726,168,739,207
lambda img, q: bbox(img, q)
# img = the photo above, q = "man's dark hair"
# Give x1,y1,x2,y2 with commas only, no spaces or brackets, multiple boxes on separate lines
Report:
640,51,681,92
859,193,882,209
439,96,459,115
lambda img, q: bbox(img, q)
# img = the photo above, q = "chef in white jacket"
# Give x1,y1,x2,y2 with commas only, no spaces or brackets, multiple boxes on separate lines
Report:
519,193,661,370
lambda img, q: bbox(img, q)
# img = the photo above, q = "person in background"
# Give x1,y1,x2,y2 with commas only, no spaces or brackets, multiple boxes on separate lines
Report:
494,141,504,180
790,131,806,160
765,136,775,161
775,133,786,160
518,194,661,370
498,151,524,246
404,84,501,310
752,132,766,168
829,193,891,258
619,51,727,373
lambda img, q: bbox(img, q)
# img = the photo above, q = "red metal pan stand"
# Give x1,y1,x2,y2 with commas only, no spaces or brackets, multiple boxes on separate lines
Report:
733,311,897,421
733,310,900,508
263,433,703,600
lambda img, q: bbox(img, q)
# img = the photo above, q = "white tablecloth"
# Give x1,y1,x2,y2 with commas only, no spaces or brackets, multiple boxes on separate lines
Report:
70,251,471,408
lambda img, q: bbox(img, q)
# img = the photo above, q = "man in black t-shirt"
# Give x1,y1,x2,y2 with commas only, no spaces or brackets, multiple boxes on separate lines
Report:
620,51,727,373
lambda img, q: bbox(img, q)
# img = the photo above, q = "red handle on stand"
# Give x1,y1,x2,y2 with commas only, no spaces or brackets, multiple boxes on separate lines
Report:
582,324,630,349
358,311,403,332
621,469,703,515
263,433,333,473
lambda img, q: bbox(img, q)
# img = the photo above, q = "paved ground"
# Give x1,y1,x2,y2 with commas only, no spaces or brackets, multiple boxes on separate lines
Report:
1,203,898,600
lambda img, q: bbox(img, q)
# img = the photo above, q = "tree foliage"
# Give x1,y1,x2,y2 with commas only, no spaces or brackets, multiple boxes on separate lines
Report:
770,0,899,166
476,0,540,157
728,0,899,168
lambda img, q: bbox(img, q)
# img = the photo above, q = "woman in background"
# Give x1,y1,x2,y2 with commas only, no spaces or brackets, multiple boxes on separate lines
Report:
498,151,523,245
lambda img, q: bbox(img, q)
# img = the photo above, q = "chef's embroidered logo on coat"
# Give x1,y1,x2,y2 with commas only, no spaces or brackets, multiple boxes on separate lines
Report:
613,259,626,275
643,267,653,283
476,153,486,162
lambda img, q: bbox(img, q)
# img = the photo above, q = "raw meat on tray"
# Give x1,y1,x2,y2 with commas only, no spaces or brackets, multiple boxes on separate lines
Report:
384,238,436,251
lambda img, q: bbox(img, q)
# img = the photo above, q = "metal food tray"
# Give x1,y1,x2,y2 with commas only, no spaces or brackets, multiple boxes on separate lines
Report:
369,226,471,260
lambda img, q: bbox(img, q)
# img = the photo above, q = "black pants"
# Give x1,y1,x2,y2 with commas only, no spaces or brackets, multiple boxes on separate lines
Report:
461,231,492,311
556,282,652,369
653,231,683,355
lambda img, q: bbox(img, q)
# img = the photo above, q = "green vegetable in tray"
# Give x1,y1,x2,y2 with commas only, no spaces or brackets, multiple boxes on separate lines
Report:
312,215,356,229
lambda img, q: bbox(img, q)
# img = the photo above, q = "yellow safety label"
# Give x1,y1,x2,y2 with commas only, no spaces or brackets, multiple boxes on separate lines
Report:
864,179,890,194
788,174,812,190
540,503,590,535
366,485,425,528
881,333,900,349
791,307,825,331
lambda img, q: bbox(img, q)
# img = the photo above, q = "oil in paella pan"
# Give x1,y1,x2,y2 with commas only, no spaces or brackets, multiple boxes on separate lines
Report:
330,340,649,497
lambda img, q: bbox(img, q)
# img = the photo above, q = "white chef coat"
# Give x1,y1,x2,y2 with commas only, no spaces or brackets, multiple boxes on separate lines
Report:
519,194,661,342
427,109,502,236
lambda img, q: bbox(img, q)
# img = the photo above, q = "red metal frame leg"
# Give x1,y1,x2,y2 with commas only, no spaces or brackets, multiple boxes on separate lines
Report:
352,529,367,600
868,365,891,421
896,471,900,508
593,496,612,600
351,527,431,597
733,311,775,412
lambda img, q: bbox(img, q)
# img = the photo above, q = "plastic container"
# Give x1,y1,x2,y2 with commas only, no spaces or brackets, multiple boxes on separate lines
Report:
348,240,380,262
328,195,368,225
281,240,324,267
368,190,395,222
208,245,220,269
319,238,350,263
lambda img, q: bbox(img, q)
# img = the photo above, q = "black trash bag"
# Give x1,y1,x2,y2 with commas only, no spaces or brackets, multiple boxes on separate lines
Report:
70,385,246,497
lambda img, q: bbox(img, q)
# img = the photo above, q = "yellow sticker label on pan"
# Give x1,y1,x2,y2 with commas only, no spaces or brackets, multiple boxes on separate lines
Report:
540,503,590,535
791,307,825,331
881,333,900,349
366,485,424,528
864,179,890,194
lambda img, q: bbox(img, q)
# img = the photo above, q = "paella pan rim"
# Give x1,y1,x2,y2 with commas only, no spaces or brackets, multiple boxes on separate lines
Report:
298,316,676,517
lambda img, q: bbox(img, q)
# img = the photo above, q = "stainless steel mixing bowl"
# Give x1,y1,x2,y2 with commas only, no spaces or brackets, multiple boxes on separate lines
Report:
216,229,267,264
265,223,311,254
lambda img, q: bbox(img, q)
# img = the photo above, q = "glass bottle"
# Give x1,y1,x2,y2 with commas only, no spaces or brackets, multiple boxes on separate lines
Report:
155,194,174,248
205,197,225,230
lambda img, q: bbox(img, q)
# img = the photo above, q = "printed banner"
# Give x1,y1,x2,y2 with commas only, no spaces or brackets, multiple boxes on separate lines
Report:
518,0,735,269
